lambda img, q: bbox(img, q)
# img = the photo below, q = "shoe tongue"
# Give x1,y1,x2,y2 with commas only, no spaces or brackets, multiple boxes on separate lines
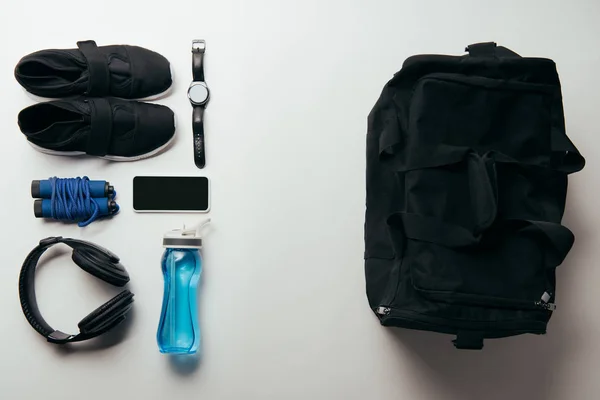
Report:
93,45,132,89
111,103,136,138
31,49,85,71
52,99,135,155
108,57,129,77
18,100,88,148
15,49,87,92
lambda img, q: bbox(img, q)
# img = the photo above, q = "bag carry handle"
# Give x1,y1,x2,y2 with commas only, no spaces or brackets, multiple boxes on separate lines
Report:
465,42,521,58
453,331,484,350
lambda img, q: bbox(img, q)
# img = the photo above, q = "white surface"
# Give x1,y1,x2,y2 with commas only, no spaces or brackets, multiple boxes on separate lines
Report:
0,1,599,399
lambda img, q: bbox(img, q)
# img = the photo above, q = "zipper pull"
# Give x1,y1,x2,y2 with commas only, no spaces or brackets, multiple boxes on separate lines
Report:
376,306,391,315
535,292,556,311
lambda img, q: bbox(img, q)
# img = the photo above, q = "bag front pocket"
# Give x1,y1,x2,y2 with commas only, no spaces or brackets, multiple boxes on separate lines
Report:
406,231,555,311
408,73,554,166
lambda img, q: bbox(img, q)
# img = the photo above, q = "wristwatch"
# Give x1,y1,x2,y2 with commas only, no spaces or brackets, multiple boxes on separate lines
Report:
188,39,210,169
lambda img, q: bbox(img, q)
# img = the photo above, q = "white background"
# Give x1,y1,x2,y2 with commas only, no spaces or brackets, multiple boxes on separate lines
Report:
0,1,598,399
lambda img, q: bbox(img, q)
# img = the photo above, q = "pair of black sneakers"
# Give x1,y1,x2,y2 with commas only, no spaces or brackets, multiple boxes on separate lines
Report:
15,40,176,161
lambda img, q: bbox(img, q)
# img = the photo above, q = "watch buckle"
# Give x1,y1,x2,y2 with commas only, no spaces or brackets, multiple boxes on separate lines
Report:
192,39,206,53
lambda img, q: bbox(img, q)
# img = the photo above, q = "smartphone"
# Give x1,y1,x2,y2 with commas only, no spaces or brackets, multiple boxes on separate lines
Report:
133,176,210,212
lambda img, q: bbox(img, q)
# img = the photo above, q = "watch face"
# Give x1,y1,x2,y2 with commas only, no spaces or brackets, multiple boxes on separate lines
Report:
188,82,210,106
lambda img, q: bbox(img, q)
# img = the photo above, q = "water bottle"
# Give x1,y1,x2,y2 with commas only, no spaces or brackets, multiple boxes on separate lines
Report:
157,220,210,354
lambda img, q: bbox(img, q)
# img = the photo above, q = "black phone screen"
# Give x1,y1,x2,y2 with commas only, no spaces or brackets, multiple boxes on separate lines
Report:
133,176,210,212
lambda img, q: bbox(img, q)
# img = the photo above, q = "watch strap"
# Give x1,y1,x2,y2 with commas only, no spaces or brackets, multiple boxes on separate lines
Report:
192,40,205,81
193,106,205,169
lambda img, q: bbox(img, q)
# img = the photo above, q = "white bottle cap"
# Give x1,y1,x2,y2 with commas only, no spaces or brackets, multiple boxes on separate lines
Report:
163,219,211,249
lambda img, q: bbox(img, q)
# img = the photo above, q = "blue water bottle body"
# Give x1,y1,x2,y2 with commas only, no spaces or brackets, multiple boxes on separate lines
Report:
157,247,202,354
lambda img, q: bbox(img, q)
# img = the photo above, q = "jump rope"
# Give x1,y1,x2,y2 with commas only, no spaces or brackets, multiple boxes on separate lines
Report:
31,177,119,227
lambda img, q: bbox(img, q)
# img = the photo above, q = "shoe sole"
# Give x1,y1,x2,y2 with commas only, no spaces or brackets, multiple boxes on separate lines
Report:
24,64,175,102
28,135,175,161
27,113,177,162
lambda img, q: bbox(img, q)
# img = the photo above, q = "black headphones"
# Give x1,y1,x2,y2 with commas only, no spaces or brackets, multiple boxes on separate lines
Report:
19,236,134,344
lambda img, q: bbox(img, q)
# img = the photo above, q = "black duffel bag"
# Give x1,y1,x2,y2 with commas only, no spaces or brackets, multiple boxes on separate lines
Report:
364,42,585,349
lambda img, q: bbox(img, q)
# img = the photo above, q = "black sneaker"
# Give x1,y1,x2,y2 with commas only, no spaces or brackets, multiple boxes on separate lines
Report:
18,98,175,161
14,40,172,100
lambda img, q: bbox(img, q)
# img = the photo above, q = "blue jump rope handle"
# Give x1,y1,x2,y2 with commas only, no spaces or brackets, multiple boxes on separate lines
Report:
34,198,116,218
31,180,113,199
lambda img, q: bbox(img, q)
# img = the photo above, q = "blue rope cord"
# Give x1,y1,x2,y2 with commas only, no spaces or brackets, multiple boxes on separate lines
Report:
48,177,117,227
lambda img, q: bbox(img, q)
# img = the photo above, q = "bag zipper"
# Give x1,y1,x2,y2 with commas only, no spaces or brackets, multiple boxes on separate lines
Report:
375,306,548,335
377,291,555,315
412,284,557,311
534,291,557,311
376,306,391,315
418,73,554,95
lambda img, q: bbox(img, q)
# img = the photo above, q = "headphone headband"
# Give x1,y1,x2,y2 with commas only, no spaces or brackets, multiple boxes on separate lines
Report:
18,237,134,344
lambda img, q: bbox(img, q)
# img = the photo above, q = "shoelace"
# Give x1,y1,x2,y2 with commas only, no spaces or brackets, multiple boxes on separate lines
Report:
49,177,118,227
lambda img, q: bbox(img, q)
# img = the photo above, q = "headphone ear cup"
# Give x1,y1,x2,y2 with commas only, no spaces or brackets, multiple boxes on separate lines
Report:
78,290,134,335
68,239,120,263
72,249,130,287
